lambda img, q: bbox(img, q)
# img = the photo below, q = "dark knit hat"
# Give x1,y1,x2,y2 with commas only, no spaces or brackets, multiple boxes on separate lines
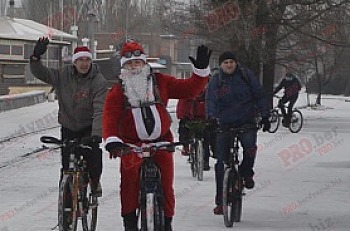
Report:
219,51,238,65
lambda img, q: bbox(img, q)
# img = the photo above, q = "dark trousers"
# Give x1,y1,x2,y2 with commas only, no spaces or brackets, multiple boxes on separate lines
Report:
278,95,298,121
214,126,257,206
60,126,102,184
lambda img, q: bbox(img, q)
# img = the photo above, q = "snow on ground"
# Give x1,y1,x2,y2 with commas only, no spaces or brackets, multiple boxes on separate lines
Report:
0,92,350,231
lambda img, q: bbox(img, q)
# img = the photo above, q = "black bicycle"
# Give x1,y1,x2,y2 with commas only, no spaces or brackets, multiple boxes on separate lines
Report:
268,95,303,133
41,136,101,231
218,124,259,227
117,141,184,231
186,120,208,181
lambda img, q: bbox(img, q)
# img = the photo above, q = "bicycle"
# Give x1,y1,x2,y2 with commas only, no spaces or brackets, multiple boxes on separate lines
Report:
186,120,208,181
268,95,303,133
218,124,259,227
115,141,184,231
40,136,101,231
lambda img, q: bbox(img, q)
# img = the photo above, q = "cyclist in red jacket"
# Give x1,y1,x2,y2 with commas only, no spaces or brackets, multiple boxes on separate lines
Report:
176,88,216,171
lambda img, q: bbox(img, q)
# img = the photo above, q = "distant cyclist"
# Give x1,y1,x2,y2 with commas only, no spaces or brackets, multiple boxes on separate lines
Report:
176,86,216,171
273,72,302,127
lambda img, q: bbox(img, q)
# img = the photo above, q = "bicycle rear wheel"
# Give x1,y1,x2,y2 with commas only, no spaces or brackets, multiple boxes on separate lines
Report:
268,109,280,133
196,140,204,181
81,178,98,231
58,174,78,231
222,168,243,227
289,109,303,133
189,144,197,178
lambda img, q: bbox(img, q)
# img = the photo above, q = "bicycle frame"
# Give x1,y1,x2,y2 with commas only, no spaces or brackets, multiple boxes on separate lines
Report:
40,136,100,231
219,125,258,227
186,120,208,181
269,95,303,133
118,141,183,231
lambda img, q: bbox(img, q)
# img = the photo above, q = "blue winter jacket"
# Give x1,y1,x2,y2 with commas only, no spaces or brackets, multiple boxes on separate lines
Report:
206,66,270,126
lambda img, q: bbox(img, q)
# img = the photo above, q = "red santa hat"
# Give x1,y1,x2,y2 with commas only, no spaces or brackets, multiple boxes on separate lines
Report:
72,46,92,63
120,41,147,67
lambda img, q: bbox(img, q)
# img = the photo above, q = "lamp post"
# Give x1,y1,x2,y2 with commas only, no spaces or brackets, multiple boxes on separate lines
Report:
87,6,99,57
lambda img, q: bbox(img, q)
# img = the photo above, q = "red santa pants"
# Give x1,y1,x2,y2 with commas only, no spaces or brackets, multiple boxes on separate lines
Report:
119,150,175,217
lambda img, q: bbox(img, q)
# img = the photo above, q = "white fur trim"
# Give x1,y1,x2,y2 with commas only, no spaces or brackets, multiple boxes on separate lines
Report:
131,105,161,140
72,51,92,63
192,65,211,77
120,54,147,67
105,136,123,145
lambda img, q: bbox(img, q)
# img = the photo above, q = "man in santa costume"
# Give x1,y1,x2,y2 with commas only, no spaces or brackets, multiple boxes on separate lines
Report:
103,40,211,231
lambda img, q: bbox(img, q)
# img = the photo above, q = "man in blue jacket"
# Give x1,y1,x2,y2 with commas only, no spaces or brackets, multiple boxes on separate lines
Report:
206,51,270,215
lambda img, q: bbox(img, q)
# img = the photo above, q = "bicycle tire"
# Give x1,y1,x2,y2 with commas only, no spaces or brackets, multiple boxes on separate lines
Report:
58,175,78,231
196,140,204,181
268,109,280,133
81,177,98,231
189,143,197,178
140,191,165,231
289,109,303,133
223,168,243,227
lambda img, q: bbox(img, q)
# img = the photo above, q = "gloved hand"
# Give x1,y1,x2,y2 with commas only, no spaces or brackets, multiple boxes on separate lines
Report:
189,45,212,69
260,117,271,132
81,135,102,148
105,142,130,159
33,37,49,59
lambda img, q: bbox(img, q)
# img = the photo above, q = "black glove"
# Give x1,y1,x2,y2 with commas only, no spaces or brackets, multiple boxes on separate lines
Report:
105,142,129,159
33,37,49,59
260,117,271,132
81,135,102,148
189,45,212,69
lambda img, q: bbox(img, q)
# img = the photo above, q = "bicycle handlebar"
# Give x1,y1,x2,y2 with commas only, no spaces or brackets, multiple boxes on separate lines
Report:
216,124,260,134
117,141,188,157
40,136,102,148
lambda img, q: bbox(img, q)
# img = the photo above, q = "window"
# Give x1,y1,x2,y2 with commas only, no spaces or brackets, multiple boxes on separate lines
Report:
0,44,10,55
11,45,23,55
24,44,34,59
48,47,60,60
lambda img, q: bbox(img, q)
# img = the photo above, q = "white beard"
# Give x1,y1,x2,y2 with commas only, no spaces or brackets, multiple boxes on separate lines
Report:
119,65,156,107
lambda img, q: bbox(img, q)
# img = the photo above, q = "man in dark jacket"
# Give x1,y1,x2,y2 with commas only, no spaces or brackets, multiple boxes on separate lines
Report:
30,37,108,197
273,72,302,127
206,51,270,215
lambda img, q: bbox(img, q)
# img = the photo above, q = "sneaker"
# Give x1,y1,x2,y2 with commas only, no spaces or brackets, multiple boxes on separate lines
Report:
204,161,210,171
91,182,102,197
213,205,223,215
243,177,255,189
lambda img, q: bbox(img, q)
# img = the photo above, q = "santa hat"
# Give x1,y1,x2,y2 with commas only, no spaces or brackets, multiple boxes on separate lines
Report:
120,41,147,67
72,46,92,63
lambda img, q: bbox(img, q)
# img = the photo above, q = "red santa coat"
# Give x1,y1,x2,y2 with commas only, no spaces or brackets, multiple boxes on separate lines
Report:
103,71,208,217
176,90,206,120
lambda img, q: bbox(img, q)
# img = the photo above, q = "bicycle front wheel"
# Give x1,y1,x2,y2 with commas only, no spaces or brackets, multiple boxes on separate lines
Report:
268,109,280,133
289,109,303,133
81,179,98,231
222,168,243,227
196,140,204,181
141,192,165,231
58,174,78,231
